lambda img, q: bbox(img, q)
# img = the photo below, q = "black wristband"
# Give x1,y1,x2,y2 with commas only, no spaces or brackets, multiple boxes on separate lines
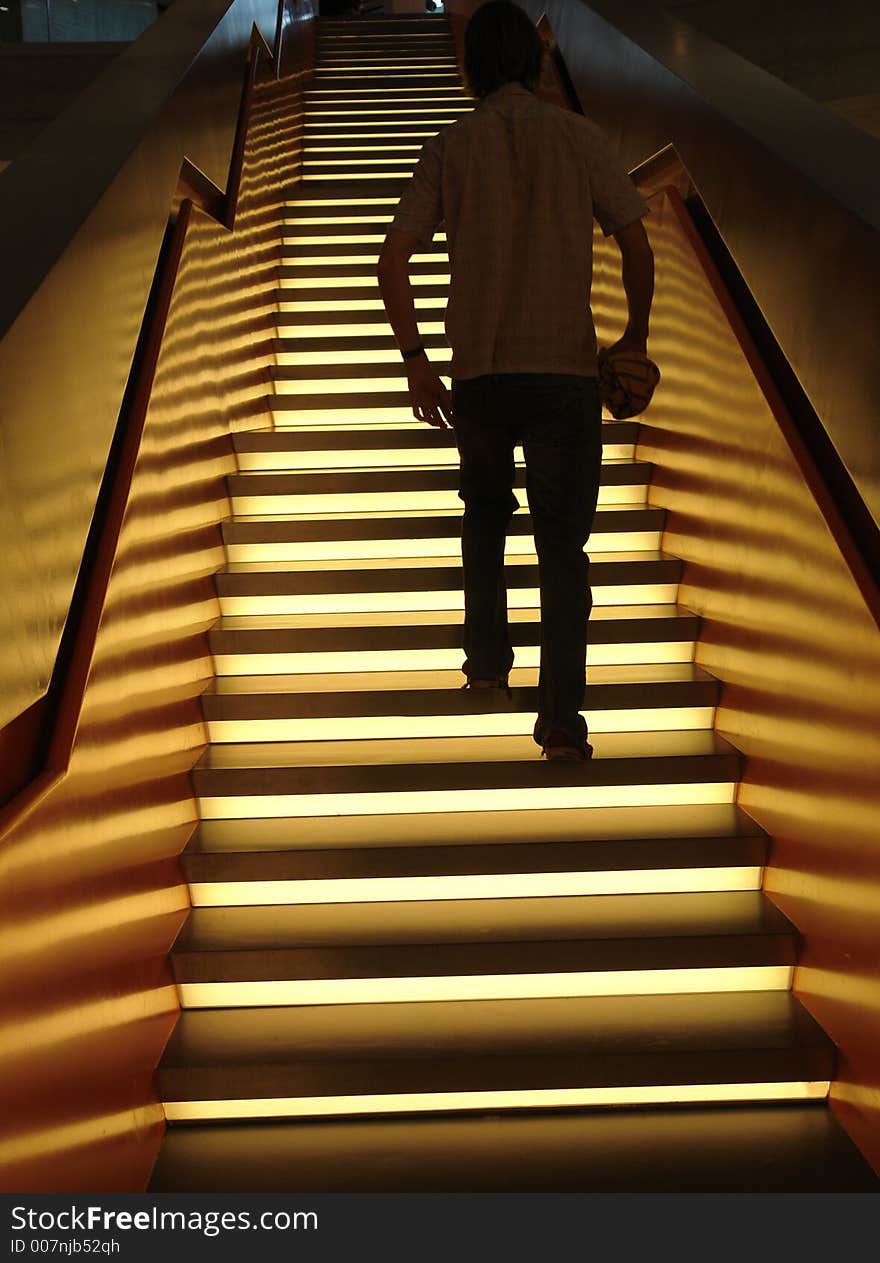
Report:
401,344,425,361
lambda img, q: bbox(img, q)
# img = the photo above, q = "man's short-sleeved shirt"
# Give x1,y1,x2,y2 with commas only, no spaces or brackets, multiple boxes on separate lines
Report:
390,82,648,381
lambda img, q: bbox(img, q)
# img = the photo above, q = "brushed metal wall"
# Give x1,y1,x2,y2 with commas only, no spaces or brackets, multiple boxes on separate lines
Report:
523,0,880,558
0,47,309,1194
618,192,880,1172
0,0,280,735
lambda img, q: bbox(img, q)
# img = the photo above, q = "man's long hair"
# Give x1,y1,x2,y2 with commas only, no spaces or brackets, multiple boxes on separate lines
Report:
463,1,544,99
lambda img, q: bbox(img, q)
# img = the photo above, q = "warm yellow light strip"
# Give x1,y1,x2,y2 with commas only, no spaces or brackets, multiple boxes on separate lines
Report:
282,252,438,266
211,642,698,677
273,345,451,364
231,484,649,512
223,529,652,560
307,90,466,99
165,1080,827,1123
305,146,423,154
275,321,447,336
299,133,444,143
313,70,460,77
279,274,449,288
300,175,416,183
178,963,787,1008
273,376,438,394
265,406,445,424
217,582,677,616
301,107,467,117
282,233,447,245
234,445,636,469
205,706,716,745
237,438,632,463
197,780,736,821
189,866,761,908
286,197,400,207
305,158,419,168
277,298,446,311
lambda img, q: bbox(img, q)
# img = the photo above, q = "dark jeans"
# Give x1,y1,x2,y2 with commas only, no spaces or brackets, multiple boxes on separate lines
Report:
451,372,603,748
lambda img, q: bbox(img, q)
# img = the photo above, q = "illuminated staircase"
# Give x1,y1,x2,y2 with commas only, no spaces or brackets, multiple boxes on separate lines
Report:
150,14,877,1192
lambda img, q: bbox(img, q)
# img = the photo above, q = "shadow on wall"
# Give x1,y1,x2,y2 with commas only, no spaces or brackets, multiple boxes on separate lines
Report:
612,191,880,1174
0,67,307,1195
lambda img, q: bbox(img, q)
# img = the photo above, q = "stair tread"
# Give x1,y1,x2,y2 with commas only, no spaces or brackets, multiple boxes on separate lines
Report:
222,549,668,574
148,1106,879,1192
188,803,765,856
194,727,735,770
212,603,696,633
182,834,766,884
206,663,714,697
221,505,659,543
174,890,791,953
158,991,828,1075
228,461,647,484
233,422,635,447
213,556,680,602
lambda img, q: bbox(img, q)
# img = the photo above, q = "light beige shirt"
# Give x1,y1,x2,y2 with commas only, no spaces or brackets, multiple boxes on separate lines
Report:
390,82,648,381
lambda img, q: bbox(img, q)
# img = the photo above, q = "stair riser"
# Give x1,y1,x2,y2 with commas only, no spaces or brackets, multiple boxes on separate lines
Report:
162,1077,827,1124
210,640,698,675
223,530,658,562
278,274,448,292
195,780,738,820
174,964,791,1009
277,299,447,318
216,583,679,617
230,486,650,515
187,866,763,907
233,443,637,466
204,705,716,744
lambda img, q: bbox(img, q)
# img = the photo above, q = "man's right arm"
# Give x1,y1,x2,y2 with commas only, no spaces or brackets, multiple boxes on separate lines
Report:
609,217,655,356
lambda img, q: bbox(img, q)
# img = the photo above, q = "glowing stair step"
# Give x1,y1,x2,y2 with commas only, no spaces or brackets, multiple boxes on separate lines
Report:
300,161,423,180
272,333,449,358
298,114,465,134
304,88,466,102
280,215,443,236
183,802,768,906
157,991,830,1122
275,293,447,318
200,664,719,742
233,421,639,465
150,1102,879,1192
275,287,447,317
297,141,447,159
214,553,679,615
278,258,445,282
168,889,795,1007
280,207,439,234
208,604,700,673
191,729,741,818
309,75,462,89
221,506,660,561
301,122,453,140
301,111,462,128
188,801,763,855
287,177,431,202
277,258,445,280
227,463,652,515
277,277,448,301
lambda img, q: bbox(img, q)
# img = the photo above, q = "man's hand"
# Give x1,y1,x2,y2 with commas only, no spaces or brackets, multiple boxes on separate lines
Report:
406,354,455,429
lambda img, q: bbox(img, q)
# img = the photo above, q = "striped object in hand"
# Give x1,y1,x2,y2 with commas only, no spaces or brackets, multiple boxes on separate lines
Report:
597,348,661,419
